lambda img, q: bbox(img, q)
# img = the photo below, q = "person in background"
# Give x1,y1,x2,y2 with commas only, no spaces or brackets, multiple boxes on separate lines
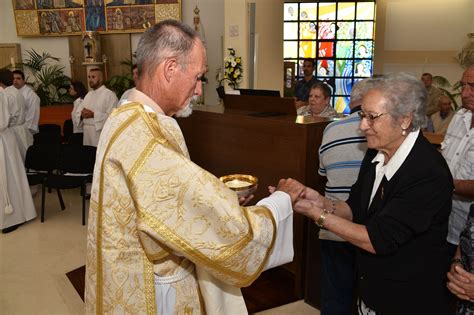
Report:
421,72,444,116
289,73,453,314
294,58,321,110
317,79,369,314
443,65,474,256
12,70,40,135
444,66,474,312
0,89,37,234
119,64,139,104
69,81,88,134
429,94,455,135
85,20,300,314
297,82,337,118
71,68,117,146
0,69,32,161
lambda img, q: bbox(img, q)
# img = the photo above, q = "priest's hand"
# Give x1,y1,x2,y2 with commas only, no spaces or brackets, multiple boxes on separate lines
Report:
275,178,305,204
239,194,254,206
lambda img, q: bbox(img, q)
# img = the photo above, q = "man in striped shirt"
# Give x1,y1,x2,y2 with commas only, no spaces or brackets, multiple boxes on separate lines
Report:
317,80,368,315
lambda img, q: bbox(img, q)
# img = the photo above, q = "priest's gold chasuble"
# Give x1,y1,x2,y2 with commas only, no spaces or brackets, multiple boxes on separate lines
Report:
85,103,277,314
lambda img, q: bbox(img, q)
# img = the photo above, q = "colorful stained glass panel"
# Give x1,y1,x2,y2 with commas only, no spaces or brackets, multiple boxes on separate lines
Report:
284,22,298,40
318,22,336,39
336,41,353,58
318,3,336,20
318,41,334,58
354,60,372,77
299,41,316,58
337,2,355,20
355,41,373,58
336,59,353,77
335,96,350,114
284,3,298,20
337,22,354,39
357,2,375,20
356,22,374,39
300,3,317,20
300,22,317,40
284,41,298,58
317,60,334,77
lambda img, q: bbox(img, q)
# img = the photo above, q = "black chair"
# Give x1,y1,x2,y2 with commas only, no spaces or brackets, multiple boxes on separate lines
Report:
25,143,65,222
38,123,61,135
63,119,73,143
47,145,96,225
67,132,84,146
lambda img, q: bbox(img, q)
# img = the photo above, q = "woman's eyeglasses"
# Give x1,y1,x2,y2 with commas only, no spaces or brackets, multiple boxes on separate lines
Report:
357,111,389,125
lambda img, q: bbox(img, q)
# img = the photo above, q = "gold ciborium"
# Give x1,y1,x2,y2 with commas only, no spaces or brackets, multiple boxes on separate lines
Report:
219,174,258,198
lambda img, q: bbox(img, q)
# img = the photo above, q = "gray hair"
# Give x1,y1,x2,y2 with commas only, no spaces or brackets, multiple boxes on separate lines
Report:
350,79,370,104
135,20,201,79
364,72,427,130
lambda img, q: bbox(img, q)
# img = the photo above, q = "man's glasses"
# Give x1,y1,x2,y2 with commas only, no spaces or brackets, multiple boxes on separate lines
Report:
357,111,389,125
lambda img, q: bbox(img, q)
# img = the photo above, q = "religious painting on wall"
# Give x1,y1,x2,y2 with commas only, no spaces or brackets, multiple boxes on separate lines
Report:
12,0,181,36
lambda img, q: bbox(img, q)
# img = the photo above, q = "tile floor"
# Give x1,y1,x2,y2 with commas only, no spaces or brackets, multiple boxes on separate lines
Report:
0,188,320,315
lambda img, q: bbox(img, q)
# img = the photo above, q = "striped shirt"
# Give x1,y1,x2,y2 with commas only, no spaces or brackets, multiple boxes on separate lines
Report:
441,108,474,245
318,110,367,241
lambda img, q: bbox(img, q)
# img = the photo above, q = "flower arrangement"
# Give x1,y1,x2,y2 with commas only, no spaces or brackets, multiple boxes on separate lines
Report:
223,48,243,89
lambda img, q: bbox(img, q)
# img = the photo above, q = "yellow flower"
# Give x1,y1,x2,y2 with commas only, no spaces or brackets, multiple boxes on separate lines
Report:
230,67,234,72
236,57,241,63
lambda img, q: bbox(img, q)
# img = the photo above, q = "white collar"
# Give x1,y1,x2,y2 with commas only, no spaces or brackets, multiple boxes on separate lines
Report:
371,129,420,181
121,88,165,115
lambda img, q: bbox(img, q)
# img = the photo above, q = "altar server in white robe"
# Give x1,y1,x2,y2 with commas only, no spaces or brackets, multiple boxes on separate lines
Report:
72,68,117,146
85,20,300,315
13,70,40,134
0,90,37,234
0,70,33,161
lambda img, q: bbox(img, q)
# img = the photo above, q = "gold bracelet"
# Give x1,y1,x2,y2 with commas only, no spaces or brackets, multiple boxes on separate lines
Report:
315,209,330,228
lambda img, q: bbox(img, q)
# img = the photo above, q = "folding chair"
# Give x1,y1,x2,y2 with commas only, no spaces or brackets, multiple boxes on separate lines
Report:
25,143,64,222
47,145,96,225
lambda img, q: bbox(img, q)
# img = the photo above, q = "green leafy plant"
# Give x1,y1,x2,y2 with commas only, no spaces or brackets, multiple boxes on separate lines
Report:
433,76,462,110
22,49,72,106
104,60,134,98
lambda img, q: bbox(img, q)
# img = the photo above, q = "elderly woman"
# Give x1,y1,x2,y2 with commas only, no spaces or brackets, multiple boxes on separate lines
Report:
297,82,337,118
289,73,453,314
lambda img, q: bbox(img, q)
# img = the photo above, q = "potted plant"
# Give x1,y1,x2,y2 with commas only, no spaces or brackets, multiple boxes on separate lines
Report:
22,49,72,106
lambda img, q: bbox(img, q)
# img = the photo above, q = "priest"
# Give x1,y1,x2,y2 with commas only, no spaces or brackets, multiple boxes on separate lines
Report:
85,20,300,315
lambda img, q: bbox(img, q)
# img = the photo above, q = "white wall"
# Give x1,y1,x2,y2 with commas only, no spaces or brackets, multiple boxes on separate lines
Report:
375,0,474,85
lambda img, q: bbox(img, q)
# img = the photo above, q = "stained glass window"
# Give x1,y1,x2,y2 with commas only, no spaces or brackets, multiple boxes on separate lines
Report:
284,1,376,114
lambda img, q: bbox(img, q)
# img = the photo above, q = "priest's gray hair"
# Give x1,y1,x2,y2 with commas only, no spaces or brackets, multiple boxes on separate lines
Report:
135,19,202,78
364,72,427,130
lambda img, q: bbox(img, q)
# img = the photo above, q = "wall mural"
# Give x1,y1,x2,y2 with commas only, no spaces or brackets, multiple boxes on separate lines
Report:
13,0,181,36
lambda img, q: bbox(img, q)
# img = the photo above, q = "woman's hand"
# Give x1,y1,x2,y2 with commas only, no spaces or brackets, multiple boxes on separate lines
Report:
447,262,474,301
294,198,323,222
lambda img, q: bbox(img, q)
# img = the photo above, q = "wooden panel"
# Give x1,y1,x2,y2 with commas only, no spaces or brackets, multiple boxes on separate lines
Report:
224,94,296,115
68,36,87,86
100,34,132,80
177,108,330,299
0,43,22,69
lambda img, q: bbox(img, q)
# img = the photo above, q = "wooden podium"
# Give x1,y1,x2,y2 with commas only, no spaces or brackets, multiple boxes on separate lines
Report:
177,97,331,305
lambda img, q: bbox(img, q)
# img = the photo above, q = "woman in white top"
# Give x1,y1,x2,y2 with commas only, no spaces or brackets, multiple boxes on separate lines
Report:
69,81,87,133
